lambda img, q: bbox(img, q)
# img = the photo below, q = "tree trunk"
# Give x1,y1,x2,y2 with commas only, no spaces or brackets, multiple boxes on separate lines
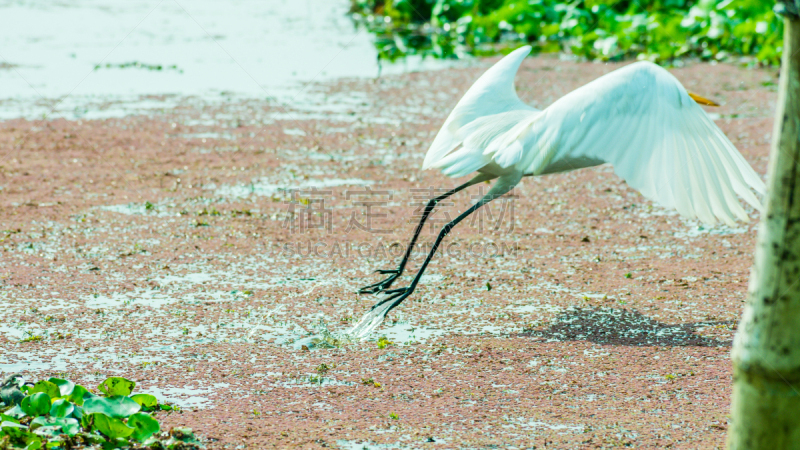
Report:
728,12,800,450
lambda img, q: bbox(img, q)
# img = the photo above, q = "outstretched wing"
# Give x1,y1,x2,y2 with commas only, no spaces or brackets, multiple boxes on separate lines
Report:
516,61,766,226
422,45,538,173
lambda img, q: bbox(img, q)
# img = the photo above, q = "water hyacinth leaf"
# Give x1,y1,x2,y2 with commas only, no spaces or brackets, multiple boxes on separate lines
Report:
21,393,51,417
66,384,91,406
30,417,53,430
1,420,27,431
142,436,161,447
47,378,75,397
1,413,20,424
45,436,69,448
4,404,26,419
89,413,135,439
59,418,80,436
72,405,84,420
49,399,74,418
75,431,106,445
29,381,60,400
2,424,42,449
97,377,136,397
82,396,140,418
79,412,92,431
32,425,62,438
128,413,160,441
130,394,157,410
169,426,198,443
31,417,80,436
112,437,132,448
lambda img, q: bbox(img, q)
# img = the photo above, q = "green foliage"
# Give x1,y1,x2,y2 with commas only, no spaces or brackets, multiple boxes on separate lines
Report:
82,396,140,419
27,381,59,400
0,376,190,450
127,413,159,441
377,336,394,349
97,378,135,398
87,413,134,439
30,416,80,436
47,379,75,398
65,385,90,406
49,400,74,418
20,394,51,417
129,394,157,411
350,0,782,65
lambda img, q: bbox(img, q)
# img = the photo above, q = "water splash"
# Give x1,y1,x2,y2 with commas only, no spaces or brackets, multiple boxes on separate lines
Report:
345,299,396,340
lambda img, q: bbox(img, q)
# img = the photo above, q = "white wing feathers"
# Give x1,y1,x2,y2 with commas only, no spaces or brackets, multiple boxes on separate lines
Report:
536,61,765,225
422,45,538,172
423,48,765,226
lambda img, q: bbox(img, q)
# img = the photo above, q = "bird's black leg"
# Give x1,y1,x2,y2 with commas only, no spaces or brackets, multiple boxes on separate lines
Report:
358,178,481,295
366,194,496,316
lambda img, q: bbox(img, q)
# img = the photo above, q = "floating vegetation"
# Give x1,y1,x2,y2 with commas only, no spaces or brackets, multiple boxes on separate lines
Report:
376,336,393,349
309,329,358,349
94,62,183,72
0,375,201,449
350,0,782,65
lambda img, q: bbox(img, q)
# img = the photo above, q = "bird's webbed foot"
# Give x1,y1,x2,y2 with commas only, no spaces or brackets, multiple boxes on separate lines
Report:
357,268,401,295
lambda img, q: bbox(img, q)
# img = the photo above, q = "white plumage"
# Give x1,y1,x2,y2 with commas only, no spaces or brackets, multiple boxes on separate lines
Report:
424,45,765,226
347,46,766,339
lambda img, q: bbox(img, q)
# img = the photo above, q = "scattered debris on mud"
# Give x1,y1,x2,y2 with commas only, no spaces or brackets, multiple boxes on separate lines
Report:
0,55,776,447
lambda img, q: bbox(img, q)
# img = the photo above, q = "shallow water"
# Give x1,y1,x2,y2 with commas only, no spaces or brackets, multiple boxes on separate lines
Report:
0,0,458,119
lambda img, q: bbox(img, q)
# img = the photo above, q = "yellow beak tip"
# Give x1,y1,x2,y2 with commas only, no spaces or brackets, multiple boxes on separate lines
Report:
688,92,720,107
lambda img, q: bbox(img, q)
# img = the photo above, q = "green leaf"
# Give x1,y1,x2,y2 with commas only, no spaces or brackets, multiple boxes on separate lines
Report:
88,413,134,439
0,413,20,424
82,396,140,418
127,413,160,441
129,394,158,410
47,378,75,397
169,427,198,443
72,405,84,420
2,423,43,449
45,439,67,450
4,404,26,419
29,381,60,400
1,420,27,431
33,426,63,438
97,377,136,397
49,399,74,418
66,384,91,406
75,431,106,445
21,393,51,417
106,437,132,449
31,417,79,436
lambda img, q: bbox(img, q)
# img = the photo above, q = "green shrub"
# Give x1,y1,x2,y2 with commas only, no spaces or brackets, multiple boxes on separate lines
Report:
350,0,782,65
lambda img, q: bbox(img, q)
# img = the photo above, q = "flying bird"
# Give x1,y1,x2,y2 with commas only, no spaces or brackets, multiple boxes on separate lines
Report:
348,45,765,339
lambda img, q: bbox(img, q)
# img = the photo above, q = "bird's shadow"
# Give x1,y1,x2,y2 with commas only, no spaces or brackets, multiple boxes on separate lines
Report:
521,307,733,348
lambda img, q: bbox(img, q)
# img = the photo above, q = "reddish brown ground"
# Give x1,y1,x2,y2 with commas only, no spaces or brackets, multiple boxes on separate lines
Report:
0,56,777,448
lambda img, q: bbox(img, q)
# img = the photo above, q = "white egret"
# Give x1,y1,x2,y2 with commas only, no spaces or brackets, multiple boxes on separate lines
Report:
349,45,765,339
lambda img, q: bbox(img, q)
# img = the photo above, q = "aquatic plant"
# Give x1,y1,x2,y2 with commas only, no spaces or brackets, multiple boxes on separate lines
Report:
350,0,782,65
0,375,200,449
